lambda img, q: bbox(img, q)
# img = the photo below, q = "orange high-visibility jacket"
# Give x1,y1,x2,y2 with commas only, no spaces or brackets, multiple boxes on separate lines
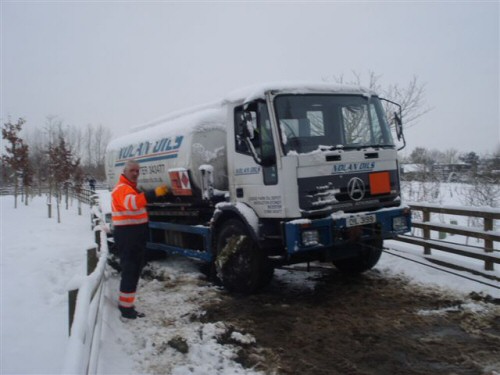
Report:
111,174,148,226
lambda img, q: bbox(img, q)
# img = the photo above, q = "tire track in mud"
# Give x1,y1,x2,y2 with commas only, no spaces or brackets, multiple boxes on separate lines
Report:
201,268,500,375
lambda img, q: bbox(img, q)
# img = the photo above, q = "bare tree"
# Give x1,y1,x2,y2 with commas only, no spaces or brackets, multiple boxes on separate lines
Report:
84,124,94,167
48,136,81,223
66,125,83,164
23,117,113,192
93,124,112,173
43,116,64,217
442,149,460,164
82,123,112,180
2,117,31,208
25,127,49,195
20,145,33,206
428,149,445,164
324,71,431,128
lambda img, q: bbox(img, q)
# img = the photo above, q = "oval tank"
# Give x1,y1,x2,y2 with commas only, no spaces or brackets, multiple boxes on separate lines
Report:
105,107,228,195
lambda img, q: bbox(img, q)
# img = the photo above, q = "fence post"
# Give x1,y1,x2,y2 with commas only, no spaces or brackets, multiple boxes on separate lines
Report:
87,247,98,276
484,217,494,271
94,226,101,251
68,289,78,335
423,208,431,255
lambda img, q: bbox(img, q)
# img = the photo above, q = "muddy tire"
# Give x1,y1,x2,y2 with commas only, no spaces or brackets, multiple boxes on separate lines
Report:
258,260,275,289
332,238,383,274
215,219,271,294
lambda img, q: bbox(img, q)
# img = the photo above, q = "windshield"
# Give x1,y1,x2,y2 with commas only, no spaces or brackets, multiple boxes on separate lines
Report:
274,94,395,154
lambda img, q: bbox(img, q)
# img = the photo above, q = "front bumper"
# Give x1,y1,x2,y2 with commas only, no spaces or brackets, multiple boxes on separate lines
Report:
284,206,411,256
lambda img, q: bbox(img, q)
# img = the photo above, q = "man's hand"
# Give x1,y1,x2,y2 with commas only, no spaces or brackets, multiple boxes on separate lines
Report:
155,184,168,197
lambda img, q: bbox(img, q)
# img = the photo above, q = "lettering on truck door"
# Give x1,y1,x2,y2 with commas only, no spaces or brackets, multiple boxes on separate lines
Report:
233,101,283,217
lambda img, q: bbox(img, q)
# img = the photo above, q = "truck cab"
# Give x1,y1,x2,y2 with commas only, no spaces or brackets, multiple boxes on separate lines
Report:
224,86,410,271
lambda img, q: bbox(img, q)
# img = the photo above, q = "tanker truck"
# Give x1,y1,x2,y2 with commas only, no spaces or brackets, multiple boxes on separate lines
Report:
105,82,411,293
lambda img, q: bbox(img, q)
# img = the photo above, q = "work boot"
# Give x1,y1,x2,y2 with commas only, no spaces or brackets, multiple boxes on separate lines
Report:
119,306,145,319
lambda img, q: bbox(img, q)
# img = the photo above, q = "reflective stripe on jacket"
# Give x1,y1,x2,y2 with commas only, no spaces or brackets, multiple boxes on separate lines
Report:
111,174,148,226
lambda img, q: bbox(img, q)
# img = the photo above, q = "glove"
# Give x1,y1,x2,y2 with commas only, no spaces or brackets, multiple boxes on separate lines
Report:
155,184,168,197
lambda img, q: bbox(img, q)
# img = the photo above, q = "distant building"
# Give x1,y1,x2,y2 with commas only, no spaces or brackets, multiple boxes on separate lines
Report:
431,163,471,182
400,163,428,181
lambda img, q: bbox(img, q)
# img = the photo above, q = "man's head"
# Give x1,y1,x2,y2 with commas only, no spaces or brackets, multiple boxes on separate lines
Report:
123,160,140,184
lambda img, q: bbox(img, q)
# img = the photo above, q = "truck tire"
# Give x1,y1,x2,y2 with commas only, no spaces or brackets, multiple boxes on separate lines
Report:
258,260,275,289
332,238,383,274
215,219,270,293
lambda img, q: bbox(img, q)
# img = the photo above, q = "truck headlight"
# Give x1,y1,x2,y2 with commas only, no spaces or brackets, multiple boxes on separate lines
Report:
302,229,319,247
393,216,408,231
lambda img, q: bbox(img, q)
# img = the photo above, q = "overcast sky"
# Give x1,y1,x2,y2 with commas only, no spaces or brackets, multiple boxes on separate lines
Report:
1,1,499,155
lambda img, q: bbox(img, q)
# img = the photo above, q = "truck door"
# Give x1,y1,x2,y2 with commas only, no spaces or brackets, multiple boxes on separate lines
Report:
231,100,284,218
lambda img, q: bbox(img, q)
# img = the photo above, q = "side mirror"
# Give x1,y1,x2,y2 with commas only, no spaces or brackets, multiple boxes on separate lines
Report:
393,111,406,150
238,105,277,167
238,111,255,139
380,97,406,150
394,111,403,141
237,110,261,164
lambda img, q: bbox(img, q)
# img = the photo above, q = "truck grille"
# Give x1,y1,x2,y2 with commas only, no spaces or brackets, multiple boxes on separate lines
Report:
298,172,400,215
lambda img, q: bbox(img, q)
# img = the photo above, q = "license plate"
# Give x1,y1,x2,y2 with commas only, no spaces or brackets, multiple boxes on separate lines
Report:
346,214,376,227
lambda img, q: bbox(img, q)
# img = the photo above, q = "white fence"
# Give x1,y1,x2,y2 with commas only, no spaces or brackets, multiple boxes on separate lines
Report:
395,203,500,274
62,226,109,374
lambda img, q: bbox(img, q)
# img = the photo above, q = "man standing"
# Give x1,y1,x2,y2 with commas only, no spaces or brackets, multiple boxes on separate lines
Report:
88,177,96,192
111,160,167,319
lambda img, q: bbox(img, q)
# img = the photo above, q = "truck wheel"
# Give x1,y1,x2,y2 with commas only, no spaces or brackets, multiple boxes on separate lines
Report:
215,219,268,293
332,238,383,274
258,261,275,289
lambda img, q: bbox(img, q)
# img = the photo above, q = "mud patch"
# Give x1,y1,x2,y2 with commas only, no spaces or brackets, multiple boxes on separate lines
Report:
201,267,500,375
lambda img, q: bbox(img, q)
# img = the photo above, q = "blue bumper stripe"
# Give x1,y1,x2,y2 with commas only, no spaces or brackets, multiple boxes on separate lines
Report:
285,207,411,255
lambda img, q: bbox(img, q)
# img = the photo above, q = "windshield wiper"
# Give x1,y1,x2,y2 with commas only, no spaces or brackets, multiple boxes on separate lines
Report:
341,144,395,151
319,144,344,151
363,144,395,149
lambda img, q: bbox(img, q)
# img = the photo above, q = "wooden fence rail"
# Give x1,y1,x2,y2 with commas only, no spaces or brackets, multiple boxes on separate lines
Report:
69,187,96,205
396,203,500,271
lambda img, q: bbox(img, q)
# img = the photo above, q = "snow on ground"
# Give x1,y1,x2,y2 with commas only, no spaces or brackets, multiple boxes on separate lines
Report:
1,195,95,374
96,260,262,375
381,240,499,299
1,184,499,374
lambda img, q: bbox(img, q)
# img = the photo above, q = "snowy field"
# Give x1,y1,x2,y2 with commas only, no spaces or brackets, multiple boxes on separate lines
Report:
1,185,499,374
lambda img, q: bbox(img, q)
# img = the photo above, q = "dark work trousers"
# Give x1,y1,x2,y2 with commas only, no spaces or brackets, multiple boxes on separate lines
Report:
114,224,148,294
